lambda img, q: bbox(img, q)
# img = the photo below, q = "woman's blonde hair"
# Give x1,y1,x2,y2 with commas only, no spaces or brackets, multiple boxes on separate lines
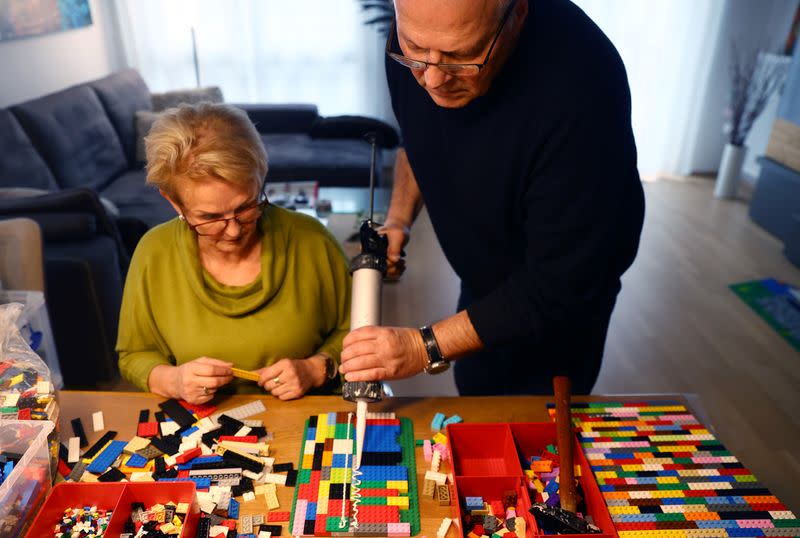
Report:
144,102,268,200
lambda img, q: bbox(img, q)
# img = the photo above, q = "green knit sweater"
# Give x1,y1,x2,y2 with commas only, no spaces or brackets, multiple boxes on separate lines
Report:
117,205,351,393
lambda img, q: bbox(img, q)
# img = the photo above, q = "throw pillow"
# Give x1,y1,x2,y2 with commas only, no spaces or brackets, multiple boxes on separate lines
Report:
150,86,224,112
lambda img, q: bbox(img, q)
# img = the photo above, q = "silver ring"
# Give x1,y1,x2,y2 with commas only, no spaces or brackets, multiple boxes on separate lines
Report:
273,376,281,386
202,386,209,396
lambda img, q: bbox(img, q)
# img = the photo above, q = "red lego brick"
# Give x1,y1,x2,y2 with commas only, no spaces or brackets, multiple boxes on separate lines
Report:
221,520,236,530
357,505,400,523
137,421,159,437
175,447,201,464
266,511,291,522
314,514,327,535
178,470,190,478
218,435,257,443
17,408,31,420
180,400,217,418
57,458,72,478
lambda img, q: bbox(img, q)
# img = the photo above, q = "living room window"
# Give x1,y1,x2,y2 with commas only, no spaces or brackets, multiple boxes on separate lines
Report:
115,0,392,120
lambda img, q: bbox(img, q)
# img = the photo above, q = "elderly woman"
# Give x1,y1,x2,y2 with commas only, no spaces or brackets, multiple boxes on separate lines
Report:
117,103,351,404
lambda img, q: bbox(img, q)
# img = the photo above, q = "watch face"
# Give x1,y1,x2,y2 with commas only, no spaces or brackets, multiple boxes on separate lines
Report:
426,360,451,375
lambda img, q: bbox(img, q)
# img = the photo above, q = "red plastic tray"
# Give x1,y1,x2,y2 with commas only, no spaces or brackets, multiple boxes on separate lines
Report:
447,422,617,538
24,482,199,537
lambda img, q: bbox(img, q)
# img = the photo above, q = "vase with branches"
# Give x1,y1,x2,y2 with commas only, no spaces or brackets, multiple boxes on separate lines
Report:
716,42,786,198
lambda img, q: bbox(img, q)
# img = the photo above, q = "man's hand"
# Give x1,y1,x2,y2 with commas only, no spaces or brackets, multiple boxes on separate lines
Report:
256,356,326,400
163,357,233,405
340,326,427,381
379,220,410,279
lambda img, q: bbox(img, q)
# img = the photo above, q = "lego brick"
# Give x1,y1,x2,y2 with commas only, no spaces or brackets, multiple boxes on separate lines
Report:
159,398,197,429
98,467,126,482
436,517,452,538
232,367,261,381
83,430,118,461
210,400,266,423
124,436,150,454
441,414,463,427
66,460,87,482
126,453,148,468
431,412,446,431
136,444,164,461
92,410,105,432
86,439,126,474
266,511,291,522
67,436,81,463
436,484,451,506
71,417,88,447
137,421,159,438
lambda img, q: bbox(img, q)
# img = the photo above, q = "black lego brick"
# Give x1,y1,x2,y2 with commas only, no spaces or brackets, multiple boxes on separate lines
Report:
158,399,196,429
83,431,117,460
71,417,88,447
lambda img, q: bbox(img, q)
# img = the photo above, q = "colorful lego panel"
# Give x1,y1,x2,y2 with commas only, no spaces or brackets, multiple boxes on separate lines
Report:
290,413,420,536
548,402,800,538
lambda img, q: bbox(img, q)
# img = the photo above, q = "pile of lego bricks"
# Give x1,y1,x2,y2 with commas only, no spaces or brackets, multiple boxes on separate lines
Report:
548,401,800,538
58,398,296,538
0,360,57,421
290,411,420,536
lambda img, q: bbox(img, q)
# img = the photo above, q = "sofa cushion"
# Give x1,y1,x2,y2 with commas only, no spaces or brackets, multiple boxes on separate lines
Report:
151,86,224,111
0,109,58,190
100,169,176,228
134,110,161,163
11,85,128,191
310,115,400,149
89,69,153,166
235,103,319,134
261,133,380,187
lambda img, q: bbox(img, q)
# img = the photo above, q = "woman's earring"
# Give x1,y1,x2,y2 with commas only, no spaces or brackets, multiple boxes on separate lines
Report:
178,214,185,221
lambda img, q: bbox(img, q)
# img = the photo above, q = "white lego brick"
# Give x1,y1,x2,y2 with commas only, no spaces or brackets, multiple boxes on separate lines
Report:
425,470,447,485
210,525,229,536
67,437,81,463
164,455,177,468
37,381,51,394
258,531,271,538
251,515,264,526
179,441,199,453
4,393,20,407
124,436,150,454
263,482,279,510
197,417,216,432
210,400,266,424
261,472,287,485
243,470,262,481
436,517,452,538
160,421,181,436
431,450,441,473
242,491,256,502
333,439,353,454
234,426,252,437
200,443,213,456
243,419,263,427
218,440,265,454
240,514,253,534
130,471,154,482
92,411,105,432
303,440,316,455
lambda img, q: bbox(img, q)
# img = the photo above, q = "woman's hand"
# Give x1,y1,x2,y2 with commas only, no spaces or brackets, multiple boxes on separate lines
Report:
150,358,233,404
340,326,427,381
256,356,327,401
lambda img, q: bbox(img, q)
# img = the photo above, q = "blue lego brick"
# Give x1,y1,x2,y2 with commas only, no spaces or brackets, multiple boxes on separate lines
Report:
86,440,127,474
228,497,239,519
358,465,407,481
158,476,211,490
126,453,148,468
430,412,445,431
465,496,484,510
175,455,223,470
332,454,348,468
364,425,401,452
307,501,317,520
180,426,199,437
441,414,462,427
306,427,316,440
727,529,763,537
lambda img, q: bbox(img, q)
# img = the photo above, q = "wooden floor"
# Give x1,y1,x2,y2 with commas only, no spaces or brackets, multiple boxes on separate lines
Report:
385,176,800,513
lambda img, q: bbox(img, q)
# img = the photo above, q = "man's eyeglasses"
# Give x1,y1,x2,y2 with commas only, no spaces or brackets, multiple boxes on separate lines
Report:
385,0,518,76
182,197,267,236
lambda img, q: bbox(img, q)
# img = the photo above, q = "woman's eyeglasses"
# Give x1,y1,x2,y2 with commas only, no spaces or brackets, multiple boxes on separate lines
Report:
182,198,267,236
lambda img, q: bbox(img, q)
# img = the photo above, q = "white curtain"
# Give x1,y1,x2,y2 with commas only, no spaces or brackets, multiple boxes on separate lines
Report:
115,0,390,120
571,0,724,178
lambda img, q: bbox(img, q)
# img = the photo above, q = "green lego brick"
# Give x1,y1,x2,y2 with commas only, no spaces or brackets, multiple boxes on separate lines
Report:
334,423,350,438
297,468,312,484
398,417,420,536
326,516,349,532
415,439,424,446
774,519,800,528
360,496,387,505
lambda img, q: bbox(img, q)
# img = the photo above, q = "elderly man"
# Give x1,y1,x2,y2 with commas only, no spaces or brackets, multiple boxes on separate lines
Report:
340,0,644,395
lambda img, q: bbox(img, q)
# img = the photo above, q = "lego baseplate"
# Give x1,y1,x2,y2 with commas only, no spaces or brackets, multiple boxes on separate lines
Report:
290,413,420,536
547,401,800,538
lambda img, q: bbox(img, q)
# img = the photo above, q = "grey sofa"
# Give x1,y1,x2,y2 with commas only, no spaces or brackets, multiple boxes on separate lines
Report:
0,68,398,387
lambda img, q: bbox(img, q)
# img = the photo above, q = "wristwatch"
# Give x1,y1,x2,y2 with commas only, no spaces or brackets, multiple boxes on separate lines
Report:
322,355,338,381
419,325,450,374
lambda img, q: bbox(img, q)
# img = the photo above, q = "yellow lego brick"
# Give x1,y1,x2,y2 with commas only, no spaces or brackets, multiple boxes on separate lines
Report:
302,454,314,468
657,477,680,484
432,432,448,446
609,506,640,515
322,451,333,467
387,480,408,493
9,373,23,387
318,480,330,499
330,468,351,483
264,483,279,510
387,496,410,509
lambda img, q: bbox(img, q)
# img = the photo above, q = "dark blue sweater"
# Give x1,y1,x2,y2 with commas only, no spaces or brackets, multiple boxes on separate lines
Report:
386,0,645,351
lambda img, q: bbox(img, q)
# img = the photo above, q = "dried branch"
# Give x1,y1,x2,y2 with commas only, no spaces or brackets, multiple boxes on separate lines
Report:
726,41,786,146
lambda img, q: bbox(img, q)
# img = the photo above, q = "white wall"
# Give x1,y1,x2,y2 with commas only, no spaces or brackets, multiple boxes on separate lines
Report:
684,0,797,177
0,0,125,108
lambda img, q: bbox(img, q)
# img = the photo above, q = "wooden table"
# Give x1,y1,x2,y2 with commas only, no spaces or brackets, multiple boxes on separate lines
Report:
56,392,594,536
